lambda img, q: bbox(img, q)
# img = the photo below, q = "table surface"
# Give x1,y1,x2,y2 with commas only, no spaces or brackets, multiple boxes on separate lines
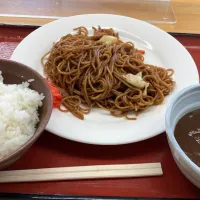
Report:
0,26,200,198
0,0,200,34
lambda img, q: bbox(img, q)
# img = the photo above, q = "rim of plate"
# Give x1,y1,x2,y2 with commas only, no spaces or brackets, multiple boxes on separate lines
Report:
11,14,199,145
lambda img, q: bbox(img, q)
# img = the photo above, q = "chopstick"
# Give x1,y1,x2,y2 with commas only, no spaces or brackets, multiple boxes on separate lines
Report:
0,162,162,183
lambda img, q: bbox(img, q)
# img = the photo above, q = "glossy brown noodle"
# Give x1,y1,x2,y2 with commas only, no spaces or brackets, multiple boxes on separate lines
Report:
42,26,174,120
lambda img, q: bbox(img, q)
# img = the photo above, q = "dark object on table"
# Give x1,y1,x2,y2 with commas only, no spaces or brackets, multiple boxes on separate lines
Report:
175,109,200,168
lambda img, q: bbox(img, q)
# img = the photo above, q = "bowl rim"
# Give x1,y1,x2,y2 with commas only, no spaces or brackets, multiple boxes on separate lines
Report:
0,58,53,164
165,84,200,173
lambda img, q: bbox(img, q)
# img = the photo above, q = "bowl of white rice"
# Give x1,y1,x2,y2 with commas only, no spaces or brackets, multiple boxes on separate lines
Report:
0,59,52,169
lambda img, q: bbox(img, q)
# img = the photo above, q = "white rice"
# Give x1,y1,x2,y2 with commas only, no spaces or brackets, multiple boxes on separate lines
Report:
0,72,44,159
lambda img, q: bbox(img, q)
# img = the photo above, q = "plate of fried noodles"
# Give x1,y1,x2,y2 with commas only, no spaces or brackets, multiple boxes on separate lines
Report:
11,14,199,145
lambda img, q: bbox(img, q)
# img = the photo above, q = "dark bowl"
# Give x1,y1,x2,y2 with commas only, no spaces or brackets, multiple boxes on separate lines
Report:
0,59,52,169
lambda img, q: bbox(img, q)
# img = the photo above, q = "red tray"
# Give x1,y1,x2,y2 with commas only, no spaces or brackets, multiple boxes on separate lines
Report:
0,26,200,198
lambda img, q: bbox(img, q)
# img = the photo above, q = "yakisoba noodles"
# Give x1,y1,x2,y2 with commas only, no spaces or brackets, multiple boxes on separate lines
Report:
42,26,175,120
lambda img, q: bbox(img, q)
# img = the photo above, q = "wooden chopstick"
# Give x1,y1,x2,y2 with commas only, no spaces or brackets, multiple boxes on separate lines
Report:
0,163,162,183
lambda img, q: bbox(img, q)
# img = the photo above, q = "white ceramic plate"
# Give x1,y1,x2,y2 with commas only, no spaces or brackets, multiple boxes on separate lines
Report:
11,14,199,145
